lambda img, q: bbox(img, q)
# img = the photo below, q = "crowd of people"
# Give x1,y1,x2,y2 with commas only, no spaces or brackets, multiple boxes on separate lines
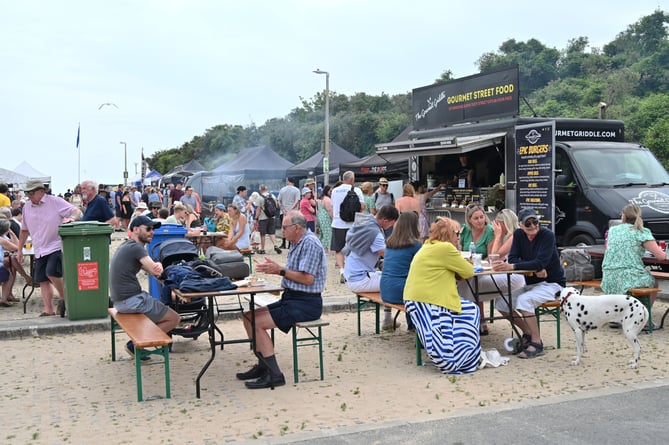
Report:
1,172,666,380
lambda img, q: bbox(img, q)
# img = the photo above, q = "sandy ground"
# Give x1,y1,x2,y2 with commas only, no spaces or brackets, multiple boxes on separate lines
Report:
2,234,669,444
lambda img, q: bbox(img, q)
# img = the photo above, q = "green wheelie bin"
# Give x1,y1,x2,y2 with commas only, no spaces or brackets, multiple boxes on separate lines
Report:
58,221,114,320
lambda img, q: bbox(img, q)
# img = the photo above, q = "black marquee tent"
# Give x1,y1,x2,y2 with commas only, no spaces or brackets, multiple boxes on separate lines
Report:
187,145,294,202
286,142,360,179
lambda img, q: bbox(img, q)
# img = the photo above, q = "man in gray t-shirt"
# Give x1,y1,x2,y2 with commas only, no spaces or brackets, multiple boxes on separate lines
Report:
277,178,301,248
109,215,180,358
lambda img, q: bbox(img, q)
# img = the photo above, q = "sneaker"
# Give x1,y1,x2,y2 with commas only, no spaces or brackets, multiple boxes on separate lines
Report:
382,321,401,331
125,341,151,361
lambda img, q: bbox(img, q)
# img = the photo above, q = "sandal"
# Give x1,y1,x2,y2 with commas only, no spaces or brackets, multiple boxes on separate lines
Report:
258,250,266,254
274,246,282,254
39,312,56,317
521,333,532,348
0,301,13,307
518,341,544,359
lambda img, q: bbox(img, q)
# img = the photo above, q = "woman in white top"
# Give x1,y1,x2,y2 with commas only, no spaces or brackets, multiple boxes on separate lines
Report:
225,204,250,250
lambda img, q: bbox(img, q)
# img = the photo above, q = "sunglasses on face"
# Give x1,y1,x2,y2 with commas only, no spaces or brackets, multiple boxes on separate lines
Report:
379,184,388,187
143,226,155,232
524,219,539,228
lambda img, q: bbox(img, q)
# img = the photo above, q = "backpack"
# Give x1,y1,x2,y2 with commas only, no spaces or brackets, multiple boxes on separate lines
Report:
560,248,595,281
340,188,361,222
263,194,278,218
374,191,395,205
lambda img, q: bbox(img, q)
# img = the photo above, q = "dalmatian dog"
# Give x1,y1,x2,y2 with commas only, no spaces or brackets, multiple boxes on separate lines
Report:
559,287,648,369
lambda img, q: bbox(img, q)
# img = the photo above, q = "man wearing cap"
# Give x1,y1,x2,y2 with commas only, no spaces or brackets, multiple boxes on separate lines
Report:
17,180,82,317
373,178,394,209
278,178,300,249
110,215,180,358
81,179,116,224
149,201,162,219
492,208,565,359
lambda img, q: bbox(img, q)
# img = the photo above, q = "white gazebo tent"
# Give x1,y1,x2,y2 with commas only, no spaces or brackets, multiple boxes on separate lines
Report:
13,161,51,184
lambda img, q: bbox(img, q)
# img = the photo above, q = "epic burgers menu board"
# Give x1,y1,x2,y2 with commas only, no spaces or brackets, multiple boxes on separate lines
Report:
515,121,556,230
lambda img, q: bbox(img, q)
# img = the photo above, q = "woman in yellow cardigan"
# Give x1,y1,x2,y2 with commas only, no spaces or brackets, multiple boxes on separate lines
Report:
404,217,481,374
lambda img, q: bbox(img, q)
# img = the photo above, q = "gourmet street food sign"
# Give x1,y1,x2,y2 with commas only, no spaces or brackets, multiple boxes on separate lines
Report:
413,67,519,130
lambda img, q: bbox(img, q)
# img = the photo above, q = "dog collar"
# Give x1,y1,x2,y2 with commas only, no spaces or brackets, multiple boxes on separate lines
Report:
560,290,576,308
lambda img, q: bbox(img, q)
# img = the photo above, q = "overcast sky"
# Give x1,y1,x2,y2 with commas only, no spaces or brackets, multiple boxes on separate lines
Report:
1,0,663,192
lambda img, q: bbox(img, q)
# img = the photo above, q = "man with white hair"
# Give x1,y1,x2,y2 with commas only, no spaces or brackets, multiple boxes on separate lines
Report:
81,180,116,224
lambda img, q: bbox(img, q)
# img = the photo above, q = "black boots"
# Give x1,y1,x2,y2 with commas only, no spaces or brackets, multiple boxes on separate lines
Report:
242,353,285,389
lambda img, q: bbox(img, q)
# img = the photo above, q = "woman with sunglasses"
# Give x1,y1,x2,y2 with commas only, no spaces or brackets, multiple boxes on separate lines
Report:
403,217,481,374
492,208,566,359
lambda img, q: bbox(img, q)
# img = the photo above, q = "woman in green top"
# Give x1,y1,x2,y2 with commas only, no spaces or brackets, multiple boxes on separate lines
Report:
458,204,494,335
602,204,666,310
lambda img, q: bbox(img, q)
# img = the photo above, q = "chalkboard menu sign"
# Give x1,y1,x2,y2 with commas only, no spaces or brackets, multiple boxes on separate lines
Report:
514,122,555,230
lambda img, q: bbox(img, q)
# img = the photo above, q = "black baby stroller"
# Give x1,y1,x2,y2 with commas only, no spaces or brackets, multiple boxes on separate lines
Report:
157,238,217,340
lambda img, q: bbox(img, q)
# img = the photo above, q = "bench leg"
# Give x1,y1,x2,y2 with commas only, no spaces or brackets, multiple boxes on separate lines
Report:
415,331,422,366
535,306,561,349
110,315,118,361
292,325,325,384
357,297,380,336
134,346,171,402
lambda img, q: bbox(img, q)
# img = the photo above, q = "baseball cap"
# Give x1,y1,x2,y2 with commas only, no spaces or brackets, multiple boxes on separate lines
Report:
301,187,311,195
25,180,46,192
150,201,162,209
378,177,389,185
518,208,538,224
215,203,227,211
129,215,161,231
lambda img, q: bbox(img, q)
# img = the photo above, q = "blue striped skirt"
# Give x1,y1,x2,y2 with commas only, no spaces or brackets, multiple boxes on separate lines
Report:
405,299,481,374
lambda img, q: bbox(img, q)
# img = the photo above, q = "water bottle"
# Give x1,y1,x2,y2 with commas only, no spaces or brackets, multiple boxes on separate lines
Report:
469,241,476,260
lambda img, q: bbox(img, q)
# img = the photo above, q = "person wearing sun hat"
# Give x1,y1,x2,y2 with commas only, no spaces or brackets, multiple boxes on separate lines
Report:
16,179,83,317
299,187,316,233
110,215,180,359
373,177,394,210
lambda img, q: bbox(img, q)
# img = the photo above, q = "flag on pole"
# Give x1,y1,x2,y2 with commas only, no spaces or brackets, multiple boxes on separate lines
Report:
76,123,80,149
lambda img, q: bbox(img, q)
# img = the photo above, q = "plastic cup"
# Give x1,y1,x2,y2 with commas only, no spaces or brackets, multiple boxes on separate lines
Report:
488,253,500,265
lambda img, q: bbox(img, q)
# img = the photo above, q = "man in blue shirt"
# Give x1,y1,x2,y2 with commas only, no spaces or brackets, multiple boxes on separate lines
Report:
237,211,327,389
81,180,116,225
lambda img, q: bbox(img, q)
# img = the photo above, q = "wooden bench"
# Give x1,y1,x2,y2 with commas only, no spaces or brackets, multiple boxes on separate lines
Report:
246,294,329,384
568,279,602,293
356,291,423,366
108,308,172,401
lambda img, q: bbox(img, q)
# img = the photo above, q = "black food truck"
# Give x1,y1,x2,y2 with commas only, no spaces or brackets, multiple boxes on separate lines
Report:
376,67,669,246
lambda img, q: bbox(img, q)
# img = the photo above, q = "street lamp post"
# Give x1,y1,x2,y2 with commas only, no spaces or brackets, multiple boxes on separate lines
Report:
313,69,330,186
119,141,128,187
